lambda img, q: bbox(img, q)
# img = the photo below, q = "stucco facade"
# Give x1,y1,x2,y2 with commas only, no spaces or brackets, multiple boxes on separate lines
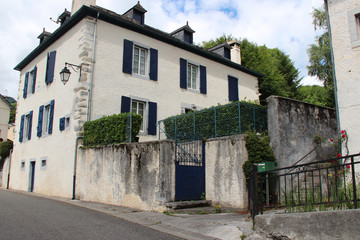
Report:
326,0,360,155
8,2,261,199
0,96,11,140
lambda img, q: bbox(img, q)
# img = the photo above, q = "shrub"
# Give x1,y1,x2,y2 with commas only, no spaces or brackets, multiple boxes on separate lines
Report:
84,113,142,146
242,130,276,185
0,140,13,169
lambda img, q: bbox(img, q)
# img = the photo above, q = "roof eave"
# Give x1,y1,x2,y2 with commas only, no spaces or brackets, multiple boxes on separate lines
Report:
14,5,263,78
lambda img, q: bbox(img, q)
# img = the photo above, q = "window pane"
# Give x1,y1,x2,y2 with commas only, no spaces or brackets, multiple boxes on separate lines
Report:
133,48,139,74
192,66,197,89
44,105,50,133
132,102,137,113
187,65,192,88
140,49,146,75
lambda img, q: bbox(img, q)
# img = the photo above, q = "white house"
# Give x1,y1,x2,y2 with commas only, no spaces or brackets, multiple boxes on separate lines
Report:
0,94,12,141
8,0,261,198
325,0,360,156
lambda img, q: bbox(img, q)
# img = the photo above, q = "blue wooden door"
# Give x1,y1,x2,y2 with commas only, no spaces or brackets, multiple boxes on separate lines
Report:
175,140,205,201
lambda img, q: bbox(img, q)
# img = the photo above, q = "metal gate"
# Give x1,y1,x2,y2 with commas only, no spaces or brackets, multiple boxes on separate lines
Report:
175,139,205,201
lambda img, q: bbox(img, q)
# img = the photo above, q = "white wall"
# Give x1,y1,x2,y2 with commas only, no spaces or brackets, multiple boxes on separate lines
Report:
91,20,259,141
328,0,360,155
10,19,87,197
0,99,10,140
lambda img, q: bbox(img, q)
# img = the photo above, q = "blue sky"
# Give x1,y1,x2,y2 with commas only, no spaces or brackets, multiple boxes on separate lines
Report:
0,0,323,99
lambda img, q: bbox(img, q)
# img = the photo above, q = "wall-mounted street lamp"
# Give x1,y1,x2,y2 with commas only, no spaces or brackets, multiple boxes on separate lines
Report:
59,62,88,85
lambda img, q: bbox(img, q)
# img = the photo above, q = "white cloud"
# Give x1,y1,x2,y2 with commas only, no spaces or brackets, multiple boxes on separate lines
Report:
0,0,324,99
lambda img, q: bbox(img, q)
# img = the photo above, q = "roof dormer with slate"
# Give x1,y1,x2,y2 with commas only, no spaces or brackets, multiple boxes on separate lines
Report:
37,28,52,45
123,1,147,25
170,22,195,45
209,42,232,60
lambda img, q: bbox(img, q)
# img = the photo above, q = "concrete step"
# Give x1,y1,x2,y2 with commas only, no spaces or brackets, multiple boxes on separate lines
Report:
165,200,212,210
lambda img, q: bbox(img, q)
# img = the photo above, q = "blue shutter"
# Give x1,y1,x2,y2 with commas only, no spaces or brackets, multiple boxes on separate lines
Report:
180,58,187,89
45,51,56,84
48,100,55,134
59,117,65,131
37,105,44,137
200,65,207,94
28,111,33,140
23,72,29,99
32,66,37,93
228,76,239,102
149,48,158,81
121,96,131,113
19,115,24,142
148,101,157,135
123,39,133,74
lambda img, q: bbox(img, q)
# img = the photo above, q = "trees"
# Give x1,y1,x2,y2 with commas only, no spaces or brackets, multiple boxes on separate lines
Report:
200,35,301,105
296,85,329,107
306,6,334,107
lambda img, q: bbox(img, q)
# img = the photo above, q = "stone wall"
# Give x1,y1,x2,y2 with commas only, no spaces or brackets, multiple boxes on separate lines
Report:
76,140,175,212
267,96,338,169
76,135,249,211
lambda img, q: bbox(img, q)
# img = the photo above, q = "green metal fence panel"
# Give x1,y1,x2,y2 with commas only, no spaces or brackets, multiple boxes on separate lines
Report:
159,102,267,141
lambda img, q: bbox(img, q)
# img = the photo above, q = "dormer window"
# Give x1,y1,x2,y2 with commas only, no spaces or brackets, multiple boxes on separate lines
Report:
37,28,51,45
171,22,195,44
123,1,147,25
209,43,231,60
58,9,71,26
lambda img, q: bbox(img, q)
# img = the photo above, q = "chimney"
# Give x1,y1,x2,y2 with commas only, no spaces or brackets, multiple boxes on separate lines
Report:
71,0,96,15
123,1,147,25
209,42,231,60
229,41,241,65
170,22,195,44
37,28,52,45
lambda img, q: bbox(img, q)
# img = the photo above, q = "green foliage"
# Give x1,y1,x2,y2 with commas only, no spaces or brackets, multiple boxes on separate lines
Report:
84,113,142,146
162,101,267,141
200,37,301,105
296,85,330,107
307,6,334,107
242,131,276,184
9,103,16,123
200,34,239,49
0,140,13,169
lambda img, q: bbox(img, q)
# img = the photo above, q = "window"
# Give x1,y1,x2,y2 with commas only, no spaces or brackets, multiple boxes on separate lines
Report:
59,115,70,131
37,100,55,137
180,58,207,94
21,160,25,170
23,66,37,99
122,39,158,80
228,75,239,102
45,51,56,84
132,100,146,132
19,111,33,143
121,96,157,135
348,7,360,48
40,157,47,170
133,46,148,76
187,63,198,90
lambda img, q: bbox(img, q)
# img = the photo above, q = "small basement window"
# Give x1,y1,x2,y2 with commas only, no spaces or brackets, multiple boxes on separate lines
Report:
41,157,47,170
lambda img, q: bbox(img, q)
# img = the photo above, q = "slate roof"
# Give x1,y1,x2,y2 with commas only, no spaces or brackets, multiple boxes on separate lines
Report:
14,5,263,78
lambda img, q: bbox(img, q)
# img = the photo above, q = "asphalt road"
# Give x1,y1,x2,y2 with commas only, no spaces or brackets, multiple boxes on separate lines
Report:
0,189,182,240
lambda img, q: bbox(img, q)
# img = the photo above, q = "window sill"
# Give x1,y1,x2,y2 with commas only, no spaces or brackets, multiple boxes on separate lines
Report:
131,73,150,80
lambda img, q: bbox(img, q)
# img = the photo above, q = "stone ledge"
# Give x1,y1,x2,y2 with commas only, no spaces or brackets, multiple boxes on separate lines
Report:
165,200,212,210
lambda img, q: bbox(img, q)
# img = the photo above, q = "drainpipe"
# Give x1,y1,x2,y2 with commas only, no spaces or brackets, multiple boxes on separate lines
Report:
87,12,100,122
72,136,84,200
324,0,340,133
6,149,13,189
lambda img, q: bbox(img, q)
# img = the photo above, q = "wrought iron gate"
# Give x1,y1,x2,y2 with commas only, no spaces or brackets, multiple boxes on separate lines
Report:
175,139,205,201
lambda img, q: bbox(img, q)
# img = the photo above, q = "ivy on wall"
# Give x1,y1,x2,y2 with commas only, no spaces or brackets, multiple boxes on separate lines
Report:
84,113,142,146
242,130,276,185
